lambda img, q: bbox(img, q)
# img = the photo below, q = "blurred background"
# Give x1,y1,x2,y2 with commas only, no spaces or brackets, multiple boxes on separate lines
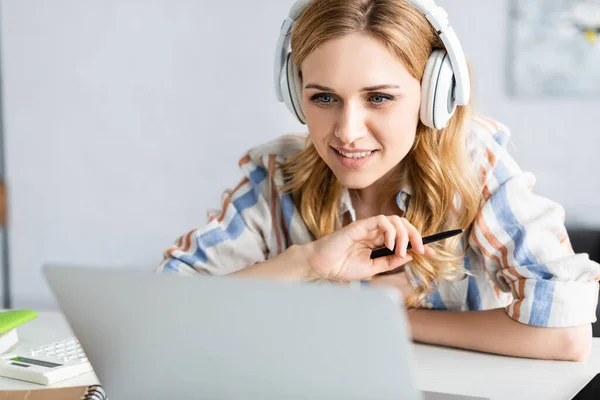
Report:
0,0,598,311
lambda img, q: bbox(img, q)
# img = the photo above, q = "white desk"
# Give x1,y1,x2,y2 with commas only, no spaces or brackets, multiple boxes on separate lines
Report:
0,311,598,399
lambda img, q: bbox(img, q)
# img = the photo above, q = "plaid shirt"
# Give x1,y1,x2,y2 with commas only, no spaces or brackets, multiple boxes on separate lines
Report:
155,115,600,328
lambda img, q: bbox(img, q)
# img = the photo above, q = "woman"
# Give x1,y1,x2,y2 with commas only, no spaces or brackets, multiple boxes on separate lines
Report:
155,0,600,361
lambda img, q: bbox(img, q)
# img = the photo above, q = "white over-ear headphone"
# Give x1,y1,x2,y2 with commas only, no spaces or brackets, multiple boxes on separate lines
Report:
273,0,470,130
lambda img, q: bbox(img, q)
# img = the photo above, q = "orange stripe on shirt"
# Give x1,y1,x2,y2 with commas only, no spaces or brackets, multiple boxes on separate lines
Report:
485,149,497,169
513,278,527,322
498,267,527,322
238,153,251,168
280,204,291,249
480,150,497,198
475,211,529,311
164,236,185,260
475,212,512,272
165,245,179,259
510,299,522,322
217,178,250,223
269,155,282,255
218,198,233,222
480,166,492,201
504,279,526,323
181,229,195,252
469,230,503,298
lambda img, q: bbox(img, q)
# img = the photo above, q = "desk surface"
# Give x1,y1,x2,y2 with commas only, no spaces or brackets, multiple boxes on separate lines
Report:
1,311,598,399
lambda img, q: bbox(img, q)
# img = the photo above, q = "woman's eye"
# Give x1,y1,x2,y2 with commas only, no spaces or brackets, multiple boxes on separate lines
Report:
310,93,336,104
369,94,394,104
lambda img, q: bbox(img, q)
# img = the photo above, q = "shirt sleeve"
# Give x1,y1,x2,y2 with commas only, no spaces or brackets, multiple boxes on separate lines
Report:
154,168,274,276
467,118,600,327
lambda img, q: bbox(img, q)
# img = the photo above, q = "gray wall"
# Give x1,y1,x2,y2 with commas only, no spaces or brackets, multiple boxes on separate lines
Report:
1,0,599,309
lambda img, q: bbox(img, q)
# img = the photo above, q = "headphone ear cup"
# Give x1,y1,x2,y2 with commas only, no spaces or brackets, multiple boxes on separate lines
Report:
420,49,457,130
420,50,442,129
280,53,294,117
285,53,306,124
432,53,457,129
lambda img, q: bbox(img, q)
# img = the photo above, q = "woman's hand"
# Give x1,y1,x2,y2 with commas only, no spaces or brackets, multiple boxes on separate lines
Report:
303,215,428,282
369,270,418,303
370,253,435,302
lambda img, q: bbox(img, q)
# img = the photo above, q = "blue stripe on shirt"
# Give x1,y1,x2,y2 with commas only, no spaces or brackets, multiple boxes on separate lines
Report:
530,280,557,326
233,183,262,212
282,193,295,231
464,252,482,311
164,258,182,273
493,130,509,147
491,160,554,326
182,166,267,265
249,165,267,186
428,289,447,310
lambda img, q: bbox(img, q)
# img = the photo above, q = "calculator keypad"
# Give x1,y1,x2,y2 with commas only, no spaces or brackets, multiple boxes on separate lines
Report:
28,339,88,363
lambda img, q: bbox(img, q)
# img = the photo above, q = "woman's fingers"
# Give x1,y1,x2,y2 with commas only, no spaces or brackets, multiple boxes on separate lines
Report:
423,244,436,257
375,215,396,251
347,215,431,259
400,217,424,255
348,215,397,250
391,217,409,257
371,244,435,276
387,216,423,257
372,253,413,275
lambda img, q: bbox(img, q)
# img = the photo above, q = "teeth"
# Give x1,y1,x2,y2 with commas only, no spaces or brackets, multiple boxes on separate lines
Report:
338,150,372,159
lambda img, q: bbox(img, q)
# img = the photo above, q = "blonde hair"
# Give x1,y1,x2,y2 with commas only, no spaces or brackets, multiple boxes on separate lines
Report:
281,0,481,306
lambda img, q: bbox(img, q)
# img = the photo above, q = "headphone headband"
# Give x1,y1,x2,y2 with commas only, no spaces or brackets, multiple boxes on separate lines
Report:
410,0,469,104
273,0,470,106
273,0,311,102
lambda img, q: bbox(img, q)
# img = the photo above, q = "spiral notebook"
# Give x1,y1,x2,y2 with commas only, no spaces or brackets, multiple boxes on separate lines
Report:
0,384,106,399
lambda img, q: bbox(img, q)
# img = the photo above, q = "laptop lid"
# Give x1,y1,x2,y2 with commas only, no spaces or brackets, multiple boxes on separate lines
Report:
44,265,422,400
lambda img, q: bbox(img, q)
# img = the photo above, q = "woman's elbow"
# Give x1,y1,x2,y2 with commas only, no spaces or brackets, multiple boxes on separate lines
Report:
560,324,592,362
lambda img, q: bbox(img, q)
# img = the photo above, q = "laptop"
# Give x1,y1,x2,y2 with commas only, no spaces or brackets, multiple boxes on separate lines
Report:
44,265,487,400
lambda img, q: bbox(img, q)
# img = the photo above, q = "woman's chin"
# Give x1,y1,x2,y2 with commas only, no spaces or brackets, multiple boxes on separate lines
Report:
334,173,379,189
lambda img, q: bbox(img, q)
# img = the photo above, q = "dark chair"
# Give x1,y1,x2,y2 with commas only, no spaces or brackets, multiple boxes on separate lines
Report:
566,228,600,337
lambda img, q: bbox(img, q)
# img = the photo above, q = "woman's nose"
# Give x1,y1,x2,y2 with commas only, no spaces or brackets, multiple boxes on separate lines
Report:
334,103,368,144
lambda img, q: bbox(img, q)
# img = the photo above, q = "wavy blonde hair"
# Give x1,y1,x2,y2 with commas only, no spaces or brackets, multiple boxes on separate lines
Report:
281,0,481,306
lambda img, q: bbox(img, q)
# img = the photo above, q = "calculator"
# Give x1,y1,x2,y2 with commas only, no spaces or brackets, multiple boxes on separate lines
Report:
0,337,93,385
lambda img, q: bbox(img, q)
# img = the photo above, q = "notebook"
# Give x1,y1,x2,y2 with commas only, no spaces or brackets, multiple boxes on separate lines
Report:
0,384,106,400
0,311,38,335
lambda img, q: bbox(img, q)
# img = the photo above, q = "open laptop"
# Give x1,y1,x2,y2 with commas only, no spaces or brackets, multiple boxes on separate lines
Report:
44,265,487,400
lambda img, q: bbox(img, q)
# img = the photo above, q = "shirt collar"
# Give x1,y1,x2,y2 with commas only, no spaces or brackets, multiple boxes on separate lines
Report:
396,184,413,214
338,187,356,223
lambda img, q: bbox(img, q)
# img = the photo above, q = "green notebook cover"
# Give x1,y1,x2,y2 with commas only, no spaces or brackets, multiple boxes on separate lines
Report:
0,310,38,335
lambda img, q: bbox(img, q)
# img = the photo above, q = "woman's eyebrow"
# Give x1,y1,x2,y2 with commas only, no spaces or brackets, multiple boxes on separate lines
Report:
360,84,401,91
304,83,335,91
304,83,401,91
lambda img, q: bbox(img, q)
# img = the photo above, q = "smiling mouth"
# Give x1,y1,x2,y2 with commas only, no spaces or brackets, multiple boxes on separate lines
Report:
333,148,377,159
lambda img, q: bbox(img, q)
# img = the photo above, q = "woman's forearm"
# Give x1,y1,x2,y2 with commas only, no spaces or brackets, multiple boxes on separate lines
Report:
407,307,592,361
230,244,313,281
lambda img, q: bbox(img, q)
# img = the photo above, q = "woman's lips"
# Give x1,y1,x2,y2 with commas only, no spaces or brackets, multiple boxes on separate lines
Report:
331,147,378,170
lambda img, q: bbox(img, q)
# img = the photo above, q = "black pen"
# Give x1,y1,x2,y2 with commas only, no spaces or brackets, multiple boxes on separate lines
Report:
370,229,464,259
